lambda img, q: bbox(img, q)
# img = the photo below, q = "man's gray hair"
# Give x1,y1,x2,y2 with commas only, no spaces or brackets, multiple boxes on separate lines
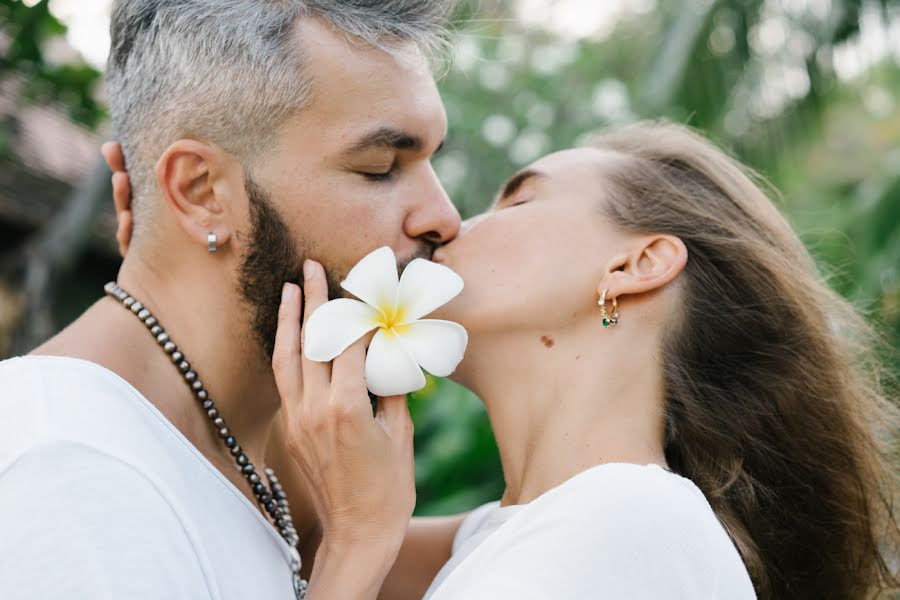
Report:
106,0,458,226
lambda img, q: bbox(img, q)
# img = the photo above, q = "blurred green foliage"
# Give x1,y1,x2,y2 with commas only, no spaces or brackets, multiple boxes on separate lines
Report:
2,0,897,516
0,0,105,130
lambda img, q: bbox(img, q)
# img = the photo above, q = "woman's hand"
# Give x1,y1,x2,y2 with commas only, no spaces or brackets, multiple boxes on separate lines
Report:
273,259,416,599
100,141,133,258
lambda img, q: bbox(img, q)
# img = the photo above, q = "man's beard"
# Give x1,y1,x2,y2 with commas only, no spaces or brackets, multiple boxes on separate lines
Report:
237,175,341,361
237,175,437,361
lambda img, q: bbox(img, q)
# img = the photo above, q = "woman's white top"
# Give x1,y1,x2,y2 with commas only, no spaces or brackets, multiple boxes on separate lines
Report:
423,463,757,599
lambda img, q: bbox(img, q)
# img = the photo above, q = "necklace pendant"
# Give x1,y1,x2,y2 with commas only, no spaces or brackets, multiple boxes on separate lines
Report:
289,546,307,599
293,572,308,599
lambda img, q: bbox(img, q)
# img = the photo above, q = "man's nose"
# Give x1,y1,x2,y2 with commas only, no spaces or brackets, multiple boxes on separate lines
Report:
404,168,462,244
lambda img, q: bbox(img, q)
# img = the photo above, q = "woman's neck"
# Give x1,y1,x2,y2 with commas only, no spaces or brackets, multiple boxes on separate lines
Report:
463,329,669,507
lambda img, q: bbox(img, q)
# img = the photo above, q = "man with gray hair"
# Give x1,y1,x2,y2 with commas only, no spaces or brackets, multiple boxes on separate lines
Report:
0,1,465,598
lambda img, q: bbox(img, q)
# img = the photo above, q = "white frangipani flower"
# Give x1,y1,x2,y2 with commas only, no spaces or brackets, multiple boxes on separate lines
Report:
303,246,468,397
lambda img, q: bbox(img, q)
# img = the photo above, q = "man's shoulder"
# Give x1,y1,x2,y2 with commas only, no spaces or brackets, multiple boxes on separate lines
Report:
0,441,217,599
0,355,134,418
0,439,196,533
0,356,226,514
0,358,297,600
0,355,173,465
2,439,184,514
0,353,125,390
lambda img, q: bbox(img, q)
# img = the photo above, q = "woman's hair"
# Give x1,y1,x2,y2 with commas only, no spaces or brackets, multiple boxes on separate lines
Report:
589,121,899,599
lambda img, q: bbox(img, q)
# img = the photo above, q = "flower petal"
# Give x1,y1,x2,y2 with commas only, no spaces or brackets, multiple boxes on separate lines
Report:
340,246,400,311
303,299,381,362
398,320,468,377
365,328,426,396
395,258,464,322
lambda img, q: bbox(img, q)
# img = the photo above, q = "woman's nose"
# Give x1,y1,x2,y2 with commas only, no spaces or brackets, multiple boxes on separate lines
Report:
458,214,486,237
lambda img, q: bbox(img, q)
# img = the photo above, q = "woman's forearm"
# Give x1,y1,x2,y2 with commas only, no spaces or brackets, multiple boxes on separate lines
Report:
305,538,402,600
377,514,468,600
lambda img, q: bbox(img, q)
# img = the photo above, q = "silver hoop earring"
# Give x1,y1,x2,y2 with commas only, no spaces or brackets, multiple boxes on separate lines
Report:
208,232,217,254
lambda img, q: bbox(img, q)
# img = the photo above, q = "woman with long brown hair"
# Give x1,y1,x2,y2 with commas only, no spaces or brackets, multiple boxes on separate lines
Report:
271,120,899,599
576,121,900,598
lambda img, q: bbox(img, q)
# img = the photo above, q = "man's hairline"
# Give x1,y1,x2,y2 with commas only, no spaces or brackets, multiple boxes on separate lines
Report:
124,10,448,213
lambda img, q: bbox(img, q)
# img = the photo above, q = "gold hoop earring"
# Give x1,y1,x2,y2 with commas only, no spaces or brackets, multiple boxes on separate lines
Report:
598,289,619,328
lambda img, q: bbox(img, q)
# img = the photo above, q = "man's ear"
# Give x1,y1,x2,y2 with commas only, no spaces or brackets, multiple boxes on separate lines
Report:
155,139,235,252
600,234,688,299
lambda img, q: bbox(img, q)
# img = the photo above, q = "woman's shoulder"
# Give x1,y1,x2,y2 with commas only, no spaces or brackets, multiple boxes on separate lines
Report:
533,463,727,546
549,463,710,517
514,463,753,582
430,464,757,599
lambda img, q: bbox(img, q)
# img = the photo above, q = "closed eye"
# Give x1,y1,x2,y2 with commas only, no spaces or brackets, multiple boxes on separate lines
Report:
360,166,397,182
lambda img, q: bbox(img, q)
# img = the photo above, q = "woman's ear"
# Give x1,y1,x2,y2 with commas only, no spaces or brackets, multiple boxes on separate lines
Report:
155,139,235,252
601,234,687,299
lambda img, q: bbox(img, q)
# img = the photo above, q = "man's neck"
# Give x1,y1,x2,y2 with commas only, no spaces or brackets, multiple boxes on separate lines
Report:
32,258,280,500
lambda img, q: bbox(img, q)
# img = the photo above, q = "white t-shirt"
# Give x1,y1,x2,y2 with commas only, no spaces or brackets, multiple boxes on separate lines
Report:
0,356,299,600
423,463,757,599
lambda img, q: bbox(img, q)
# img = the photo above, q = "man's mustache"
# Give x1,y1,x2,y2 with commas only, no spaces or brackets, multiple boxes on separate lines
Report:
397,241,438,273
324,240,436,303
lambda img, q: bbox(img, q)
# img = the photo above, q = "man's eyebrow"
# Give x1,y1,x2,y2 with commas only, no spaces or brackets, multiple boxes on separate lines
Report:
344,127,423,154
494,169,544,205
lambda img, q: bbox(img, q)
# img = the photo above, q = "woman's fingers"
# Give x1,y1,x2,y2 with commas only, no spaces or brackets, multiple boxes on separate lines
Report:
111,171,132,211
272,283,304,411
329,334,372,417
112,172,133,257
101,141,126,173
102,141,134,257
300,260,332,393
375,394,414,442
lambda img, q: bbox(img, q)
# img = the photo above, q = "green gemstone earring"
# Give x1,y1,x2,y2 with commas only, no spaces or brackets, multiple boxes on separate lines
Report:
598,289,619,328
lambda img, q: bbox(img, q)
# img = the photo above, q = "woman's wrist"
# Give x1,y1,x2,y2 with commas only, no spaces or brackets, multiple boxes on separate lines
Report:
305,535,403,600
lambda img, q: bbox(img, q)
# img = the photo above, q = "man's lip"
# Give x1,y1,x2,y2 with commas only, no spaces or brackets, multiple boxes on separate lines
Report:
431,252,445,264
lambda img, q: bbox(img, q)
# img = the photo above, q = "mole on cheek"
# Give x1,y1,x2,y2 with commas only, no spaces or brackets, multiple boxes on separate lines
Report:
540,335,555,348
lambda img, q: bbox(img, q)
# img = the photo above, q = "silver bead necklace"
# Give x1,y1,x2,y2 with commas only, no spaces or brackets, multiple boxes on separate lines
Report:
104,282,309,599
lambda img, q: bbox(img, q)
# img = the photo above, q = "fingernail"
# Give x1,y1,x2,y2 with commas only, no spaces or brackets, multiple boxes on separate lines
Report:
303,259,315,280
282,282,295,302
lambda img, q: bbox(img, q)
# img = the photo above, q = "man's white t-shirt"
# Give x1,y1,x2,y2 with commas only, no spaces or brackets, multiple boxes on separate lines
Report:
424,462,757,599
0,356,299,600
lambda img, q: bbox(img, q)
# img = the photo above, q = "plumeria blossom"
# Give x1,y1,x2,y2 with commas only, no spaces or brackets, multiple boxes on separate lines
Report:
303,246,468,397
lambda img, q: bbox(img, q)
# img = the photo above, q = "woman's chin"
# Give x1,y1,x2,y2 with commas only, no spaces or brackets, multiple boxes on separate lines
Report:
428,291,467,324
445,353,477,392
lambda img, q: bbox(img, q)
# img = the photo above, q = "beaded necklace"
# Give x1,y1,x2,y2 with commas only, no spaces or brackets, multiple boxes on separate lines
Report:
104,282,308,598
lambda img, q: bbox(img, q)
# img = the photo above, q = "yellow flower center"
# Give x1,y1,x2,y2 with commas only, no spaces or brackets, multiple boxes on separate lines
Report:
376,305,409,336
